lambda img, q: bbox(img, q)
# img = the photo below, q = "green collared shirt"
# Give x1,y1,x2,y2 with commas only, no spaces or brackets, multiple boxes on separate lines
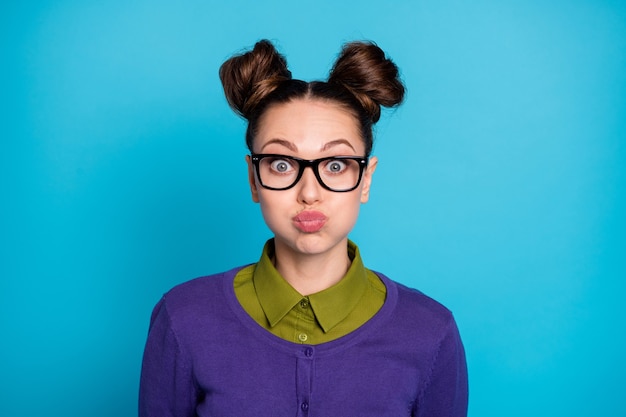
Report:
233,239,386,345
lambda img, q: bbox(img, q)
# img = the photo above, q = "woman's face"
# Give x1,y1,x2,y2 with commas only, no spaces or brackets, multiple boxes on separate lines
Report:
246,98,377,259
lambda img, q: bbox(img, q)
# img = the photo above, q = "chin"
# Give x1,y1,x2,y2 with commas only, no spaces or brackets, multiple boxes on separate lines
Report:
286,234,348,257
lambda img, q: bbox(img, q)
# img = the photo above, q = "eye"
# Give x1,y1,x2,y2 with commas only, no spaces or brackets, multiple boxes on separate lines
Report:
325,159,348,174
269,158,295,174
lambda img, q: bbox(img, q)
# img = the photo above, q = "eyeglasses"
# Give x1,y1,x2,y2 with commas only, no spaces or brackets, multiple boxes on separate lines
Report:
250,154,369,192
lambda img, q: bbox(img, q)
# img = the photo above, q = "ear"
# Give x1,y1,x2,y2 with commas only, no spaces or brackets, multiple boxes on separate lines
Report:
246,155,260,203
360,156,377,203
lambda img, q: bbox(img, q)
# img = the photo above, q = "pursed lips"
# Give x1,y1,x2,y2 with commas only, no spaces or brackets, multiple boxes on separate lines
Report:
292,210,327,233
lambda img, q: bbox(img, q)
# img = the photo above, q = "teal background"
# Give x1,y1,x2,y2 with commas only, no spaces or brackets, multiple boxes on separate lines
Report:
2,1,625,416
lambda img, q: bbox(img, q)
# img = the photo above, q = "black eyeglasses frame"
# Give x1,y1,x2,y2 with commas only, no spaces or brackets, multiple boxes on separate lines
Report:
250,153,369,192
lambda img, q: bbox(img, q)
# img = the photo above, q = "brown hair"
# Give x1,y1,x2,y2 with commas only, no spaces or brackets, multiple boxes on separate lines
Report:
219,39,405,156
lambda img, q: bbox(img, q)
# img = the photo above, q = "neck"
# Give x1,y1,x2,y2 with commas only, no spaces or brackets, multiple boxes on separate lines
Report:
273,239,351,296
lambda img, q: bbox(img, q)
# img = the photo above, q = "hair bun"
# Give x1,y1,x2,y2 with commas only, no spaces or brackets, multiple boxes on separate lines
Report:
219,40,292,119
328,41,405,122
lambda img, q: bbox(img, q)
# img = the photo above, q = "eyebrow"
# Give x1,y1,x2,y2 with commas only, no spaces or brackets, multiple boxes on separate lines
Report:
321,139,356,152
260,138,356,153
260,139,297,152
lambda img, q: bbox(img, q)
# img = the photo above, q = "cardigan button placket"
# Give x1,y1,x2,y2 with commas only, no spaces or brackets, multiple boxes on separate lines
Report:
296,347,314,415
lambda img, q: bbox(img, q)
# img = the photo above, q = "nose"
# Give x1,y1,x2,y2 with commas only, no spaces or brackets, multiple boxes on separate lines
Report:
297,166,322,205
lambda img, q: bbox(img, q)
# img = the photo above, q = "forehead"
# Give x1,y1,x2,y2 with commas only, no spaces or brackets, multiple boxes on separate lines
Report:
254,99,363,154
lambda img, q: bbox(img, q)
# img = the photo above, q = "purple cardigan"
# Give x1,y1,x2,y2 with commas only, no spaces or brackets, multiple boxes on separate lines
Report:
139,266,468,417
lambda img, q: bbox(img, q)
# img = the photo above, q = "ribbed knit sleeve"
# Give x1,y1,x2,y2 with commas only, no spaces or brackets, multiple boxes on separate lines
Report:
414,314,468,417
139,297,198,417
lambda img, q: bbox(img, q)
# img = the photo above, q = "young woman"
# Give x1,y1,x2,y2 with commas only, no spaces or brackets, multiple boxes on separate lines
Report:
139,39,468,417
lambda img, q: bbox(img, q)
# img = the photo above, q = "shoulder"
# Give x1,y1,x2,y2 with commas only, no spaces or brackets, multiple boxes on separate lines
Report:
153,265,249,324
377,273,457,338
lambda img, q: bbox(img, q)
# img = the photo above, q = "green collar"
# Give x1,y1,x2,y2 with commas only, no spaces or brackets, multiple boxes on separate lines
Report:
253,239,369,333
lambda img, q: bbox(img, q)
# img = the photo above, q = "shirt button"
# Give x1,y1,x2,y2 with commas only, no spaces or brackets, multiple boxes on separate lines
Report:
299,299,309,309
298,333,308,342
301,401,309,411
304,347,313,357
